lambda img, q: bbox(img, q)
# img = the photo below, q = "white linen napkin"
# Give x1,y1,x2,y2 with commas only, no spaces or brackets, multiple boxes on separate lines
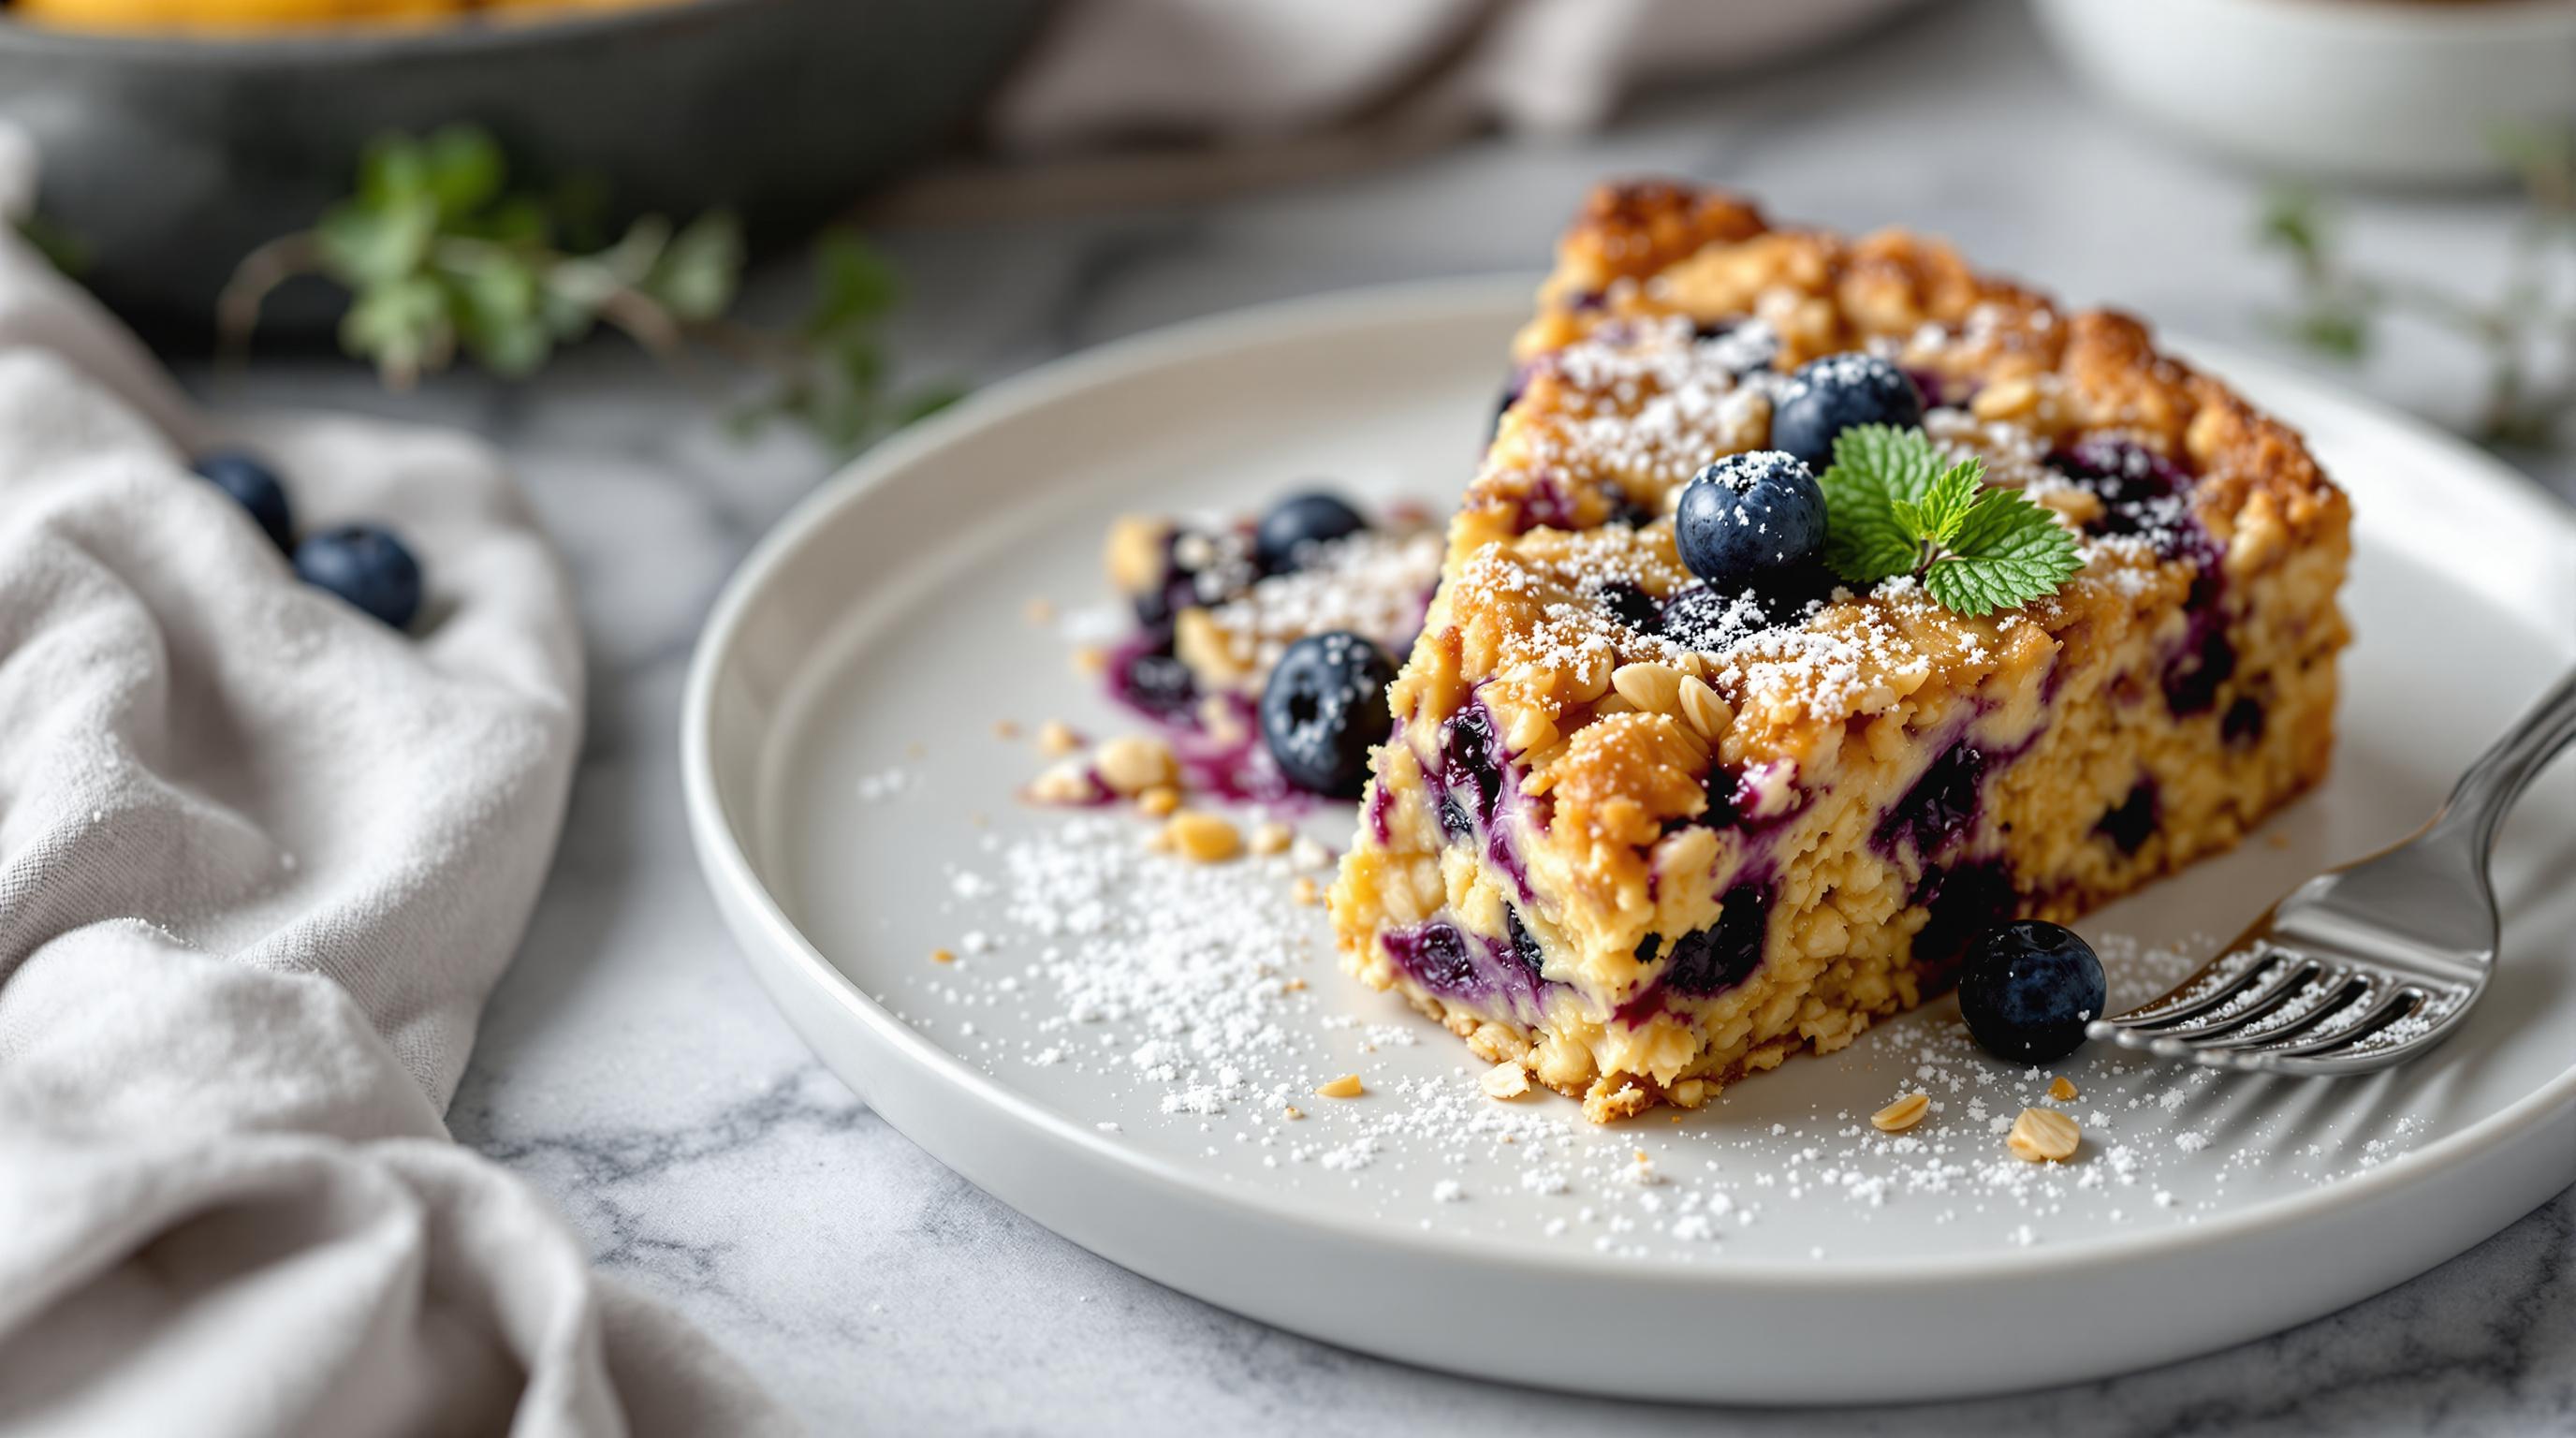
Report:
0,131,789,1436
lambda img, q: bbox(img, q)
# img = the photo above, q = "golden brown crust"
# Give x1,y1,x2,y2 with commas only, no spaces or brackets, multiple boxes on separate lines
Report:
1330,181,2354,1121
1502,183,2341,564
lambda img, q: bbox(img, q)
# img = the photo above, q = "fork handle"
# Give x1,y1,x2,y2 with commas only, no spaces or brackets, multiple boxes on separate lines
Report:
2429,667,2576,860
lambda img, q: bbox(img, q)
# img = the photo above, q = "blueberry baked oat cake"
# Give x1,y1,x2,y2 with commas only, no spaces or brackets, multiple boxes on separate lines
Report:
1325,182,2352,1123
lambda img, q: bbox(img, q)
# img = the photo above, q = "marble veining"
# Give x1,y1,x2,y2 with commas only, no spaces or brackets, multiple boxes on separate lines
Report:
180,0,2572,1430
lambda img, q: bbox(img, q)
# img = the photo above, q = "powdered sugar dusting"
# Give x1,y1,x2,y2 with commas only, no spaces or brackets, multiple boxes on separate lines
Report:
1208,528,1442,677
891,812,2433,1263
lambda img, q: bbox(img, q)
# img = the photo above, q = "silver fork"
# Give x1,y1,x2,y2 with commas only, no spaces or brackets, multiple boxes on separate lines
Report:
2090,668,2576,1076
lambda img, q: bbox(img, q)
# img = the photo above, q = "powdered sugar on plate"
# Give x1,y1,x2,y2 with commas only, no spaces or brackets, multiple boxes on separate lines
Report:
888,809,2430,1263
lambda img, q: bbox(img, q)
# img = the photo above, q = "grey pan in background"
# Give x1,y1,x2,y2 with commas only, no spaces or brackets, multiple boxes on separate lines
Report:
0,0,1049,336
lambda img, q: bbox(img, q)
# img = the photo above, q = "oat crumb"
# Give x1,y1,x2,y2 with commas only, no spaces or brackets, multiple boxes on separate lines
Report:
1037,719,1081,756
1871,1093,1930,1133
1315,1073,1366,1099
2008,1107,2082,1163
1164,812,1242,863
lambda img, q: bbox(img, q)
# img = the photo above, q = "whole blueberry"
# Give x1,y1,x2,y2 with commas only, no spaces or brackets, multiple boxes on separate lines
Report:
1674,450,1825,590
1958,920,2106,1064
1770,353,1925,470
295,524,424,632
1254,492,1368,573
1259,630,1396,797
193,451,295,552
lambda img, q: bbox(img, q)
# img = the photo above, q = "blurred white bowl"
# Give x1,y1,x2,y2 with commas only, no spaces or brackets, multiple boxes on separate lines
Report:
2031,0,2576,184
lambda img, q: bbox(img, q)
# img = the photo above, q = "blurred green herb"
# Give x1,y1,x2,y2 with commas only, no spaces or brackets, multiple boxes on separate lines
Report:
15,213,90,278
217,125,957,454
2259,128,2576,451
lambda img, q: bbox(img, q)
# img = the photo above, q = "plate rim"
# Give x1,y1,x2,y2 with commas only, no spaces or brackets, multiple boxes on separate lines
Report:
681,274,2576,1296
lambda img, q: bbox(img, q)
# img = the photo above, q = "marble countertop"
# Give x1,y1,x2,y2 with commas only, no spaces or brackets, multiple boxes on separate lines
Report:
184,1,2574,1431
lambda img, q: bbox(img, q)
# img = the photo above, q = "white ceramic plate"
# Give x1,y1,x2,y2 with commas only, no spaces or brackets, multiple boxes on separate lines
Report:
682,279,2576,1404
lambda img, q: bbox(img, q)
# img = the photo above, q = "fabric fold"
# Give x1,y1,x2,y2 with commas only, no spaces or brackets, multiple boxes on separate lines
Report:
0,139,790,1436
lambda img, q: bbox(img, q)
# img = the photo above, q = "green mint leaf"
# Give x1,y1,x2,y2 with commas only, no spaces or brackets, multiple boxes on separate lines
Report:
810,229,900,331
1818,423,2081,615
447,260,551,377
2256,187,2324,263
1924,489,2083,616
1822,459,1917,583
419,125,506,224
645,211,743,323
339,275,450,385
316,194,438,287
1910,458,1983,547
1819,423,1940,584
354,134,432,213
1835,424,1944,506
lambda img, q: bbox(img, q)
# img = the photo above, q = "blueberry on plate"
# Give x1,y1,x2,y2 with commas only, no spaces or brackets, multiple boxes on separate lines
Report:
193,451,295,552
1259,629,1395,798
1253,491,1368,573
1675,450,1825,591
294,524,424,632
1958,920,2106,1064
1770,353,1925,471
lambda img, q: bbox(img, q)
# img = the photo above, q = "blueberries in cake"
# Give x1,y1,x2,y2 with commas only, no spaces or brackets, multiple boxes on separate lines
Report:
294,524,423,631
1910,861,2017,983
1770,353,1924,471
1660,581,1778,653
2222,696,2266,747
1595,581,1663,633
1253,492,1368,573
1661,883,1771,995
1959,920,2106,1064
2162,622,2237,716
1435,789,1473,841
1703,763,1746,829
1389,920,1479,994
2095,779,2160,857
1675,450,1825,591
1113,640,1198,720
2048,439,2187,536
1506,908,1548,977
1877,741,1988,858
1133,527,1254,627
1604,491,1661,530
1259,630,1396,797
193,451,295,552
1439,706,1504,817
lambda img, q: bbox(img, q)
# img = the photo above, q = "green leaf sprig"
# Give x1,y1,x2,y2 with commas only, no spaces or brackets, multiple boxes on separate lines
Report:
1818,424,2082,617
216,125,958,456
2258,125,2576,451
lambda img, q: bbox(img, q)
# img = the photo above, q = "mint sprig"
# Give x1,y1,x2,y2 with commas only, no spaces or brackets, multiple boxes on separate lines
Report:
1818,424,2082,617
215,125,959,457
